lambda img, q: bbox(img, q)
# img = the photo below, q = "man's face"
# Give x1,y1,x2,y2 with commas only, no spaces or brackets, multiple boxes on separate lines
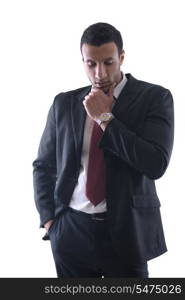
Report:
81,42,124,93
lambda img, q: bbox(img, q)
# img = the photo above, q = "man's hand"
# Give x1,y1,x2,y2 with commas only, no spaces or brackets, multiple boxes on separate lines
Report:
83,83,116,122
44,220,54,232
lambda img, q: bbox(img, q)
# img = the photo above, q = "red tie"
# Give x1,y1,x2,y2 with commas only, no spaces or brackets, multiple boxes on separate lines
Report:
86,121,106,206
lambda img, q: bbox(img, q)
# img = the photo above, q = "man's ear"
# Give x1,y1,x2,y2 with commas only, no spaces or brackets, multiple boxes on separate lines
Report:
120,50,125,65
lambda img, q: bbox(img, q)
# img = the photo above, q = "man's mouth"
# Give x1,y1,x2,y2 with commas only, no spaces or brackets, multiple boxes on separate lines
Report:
94,82,111,89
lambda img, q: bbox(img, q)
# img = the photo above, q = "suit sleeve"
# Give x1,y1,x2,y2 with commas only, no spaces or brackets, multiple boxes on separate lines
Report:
100,89,174,179
32,99,57,227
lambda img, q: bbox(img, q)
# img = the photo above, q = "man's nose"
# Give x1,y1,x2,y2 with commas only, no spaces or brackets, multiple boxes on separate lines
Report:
95,64,107,81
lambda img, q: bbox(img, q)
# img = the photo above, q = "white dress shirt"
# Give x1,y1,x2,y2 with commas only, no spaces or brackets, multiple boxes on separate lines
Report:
69,73,128,213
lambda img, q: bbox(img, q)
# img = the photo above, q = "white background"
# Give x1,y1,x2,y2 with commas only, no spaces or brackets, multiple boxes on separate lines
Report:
0,0,184,277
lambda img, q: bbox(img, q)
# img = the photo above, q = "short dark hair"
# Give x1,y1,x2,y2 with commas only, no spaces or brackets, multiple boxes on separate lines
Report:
80,22,123,54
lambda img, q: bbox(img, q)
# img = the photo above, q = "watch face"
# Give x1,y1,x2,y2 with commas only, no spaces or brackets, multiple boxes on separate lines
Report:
100,113,112,121
97,113,114,125
101,113,108,121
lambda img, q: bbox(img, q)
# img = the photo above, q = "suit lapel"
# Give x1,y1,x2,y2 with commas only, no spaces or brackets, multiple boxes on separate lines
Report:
71,86,91,164
112,73,140,119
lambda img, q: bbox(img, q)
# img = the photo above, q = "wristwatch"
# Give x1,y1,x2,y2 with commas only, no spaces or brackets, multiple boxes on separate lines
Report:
96,112,115,126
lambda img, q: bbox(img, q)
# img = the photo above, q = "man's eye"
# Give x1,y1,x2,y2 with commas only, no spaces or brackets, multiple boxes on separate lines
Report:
87,62,96,68
105,61,113,65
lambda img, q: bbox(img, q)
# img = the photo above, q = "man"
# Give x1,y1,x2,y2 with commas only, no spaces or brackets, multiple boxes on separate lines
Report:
32,22,174,278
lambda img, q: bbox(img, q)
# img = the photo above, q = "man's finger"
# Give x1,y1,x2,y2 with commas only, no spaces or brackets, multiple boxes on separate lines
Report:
91,85,99,91
108,82,117,97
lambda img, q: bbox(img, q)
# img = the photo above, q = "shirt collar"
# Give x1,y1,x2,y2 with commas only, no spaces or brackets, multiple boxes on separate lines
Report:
113,72,127,99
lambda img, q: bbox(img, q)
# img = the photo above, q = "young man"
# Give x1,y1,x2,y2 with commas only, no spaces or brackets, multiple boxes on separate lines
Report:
33,22,174,277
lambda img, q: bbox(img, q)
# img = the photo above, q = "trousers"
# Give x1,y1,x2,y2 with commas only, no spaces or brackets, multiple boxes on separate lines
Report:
48,206,149,278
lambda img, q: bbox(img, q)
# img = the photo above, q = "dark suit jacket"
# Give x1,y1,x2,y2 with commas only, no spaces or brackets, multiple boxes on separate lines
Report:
32,73,174,263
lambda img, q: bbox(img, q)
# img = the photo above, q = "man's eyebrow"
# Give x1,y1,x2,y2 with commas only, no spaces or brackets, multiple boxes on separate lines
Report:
104,57,113,60
85,57,113,62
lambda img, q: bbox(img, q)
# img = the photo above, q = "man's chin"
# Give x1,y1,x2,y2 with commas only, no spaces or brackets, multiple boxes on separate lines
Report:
94,85,111,94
